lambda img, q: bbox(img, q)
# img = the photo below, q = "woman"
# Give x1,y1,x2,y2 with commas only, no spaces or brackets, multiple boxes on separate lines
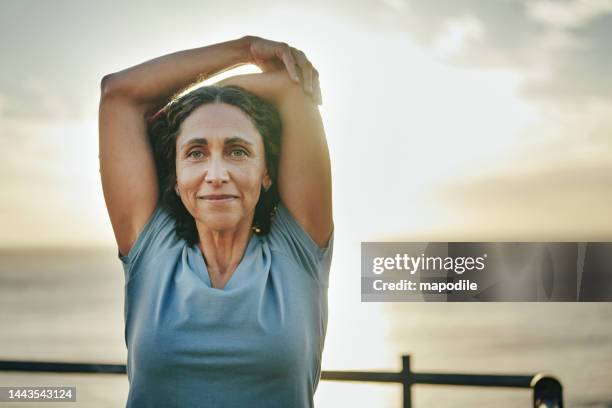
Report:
99,36,333,407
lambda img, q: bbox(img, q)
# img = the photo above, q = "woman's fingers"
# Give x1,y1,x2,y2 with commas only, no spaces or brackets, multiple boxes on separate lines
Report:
292,48,322,105
249,38,294,77
277,43,300,83
313,69,322,105
291,48,314,95
249,37,322,104
292,48,318,95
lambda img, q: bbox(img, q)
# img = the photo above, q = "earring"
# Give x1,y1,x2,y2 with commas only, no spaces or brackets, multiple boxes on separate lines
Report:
175,186,180,196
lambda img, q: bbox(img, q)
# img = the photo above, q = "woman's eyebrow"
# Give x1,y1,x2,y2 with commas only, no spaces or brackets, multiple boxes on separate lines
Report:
181,137,207,149
180,136,254,149
225,136,254,147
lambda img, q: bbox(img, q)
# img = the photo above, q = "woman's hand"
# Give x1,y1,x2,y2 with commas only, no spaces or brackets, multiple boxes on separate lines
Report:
245,36,322,105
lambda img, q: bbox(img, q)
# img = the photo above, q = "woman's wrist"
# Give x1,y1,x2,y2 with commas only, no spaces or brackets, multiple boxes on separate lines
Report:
217,70,302,105
197,36,255,79
234,35,257,65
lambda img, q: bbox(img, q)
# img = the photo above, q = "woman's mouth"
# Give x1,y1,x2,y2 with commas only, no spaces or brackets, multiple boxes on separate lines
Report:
199,194,238,203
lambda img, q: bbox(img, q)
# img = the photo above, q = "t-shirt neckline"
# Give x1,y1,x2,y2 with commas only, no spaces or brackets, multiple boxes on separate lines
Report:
188,234,260,292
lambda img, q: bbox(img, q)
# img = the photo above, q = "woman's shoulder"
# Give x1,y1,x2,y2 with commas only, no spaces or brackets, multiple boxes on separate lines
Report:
119,202,180,267
265,201,334,288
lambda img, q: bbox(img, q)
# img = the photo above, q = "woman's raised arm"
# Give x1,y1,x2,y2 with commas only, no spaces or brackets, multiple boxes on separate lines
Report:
98,36,307,257
218,70,333,248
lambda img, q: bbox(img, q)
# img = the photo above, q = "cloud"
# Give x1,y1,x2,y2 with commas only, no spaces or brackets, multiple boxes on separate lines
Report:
432,15,484,57
0,77,77,121
527,0,612,28
522,13,612,105
416,1,612,105
2,0,611,108
433,161,612,240
328,0,612,104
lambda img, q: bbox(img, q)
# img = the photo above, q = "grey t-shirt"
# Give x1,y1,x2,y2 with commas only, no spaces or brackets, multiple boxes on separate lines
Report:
119,202,333,407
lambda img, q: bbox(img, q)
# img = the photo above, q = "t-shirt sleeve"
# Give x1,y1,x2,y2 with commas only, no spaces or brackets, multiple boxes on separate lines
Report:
118,203,176,283
267,201,334,288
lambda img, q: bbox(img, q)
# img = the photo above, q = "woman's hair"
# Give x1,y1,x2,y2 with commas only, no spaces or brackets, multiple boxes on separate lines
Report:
147,85,282,246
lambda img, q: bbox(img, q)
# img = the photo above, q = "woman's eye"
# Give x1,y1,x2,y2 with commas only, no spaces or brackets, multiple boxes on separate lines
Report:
229,148,248,158
188,150,204,159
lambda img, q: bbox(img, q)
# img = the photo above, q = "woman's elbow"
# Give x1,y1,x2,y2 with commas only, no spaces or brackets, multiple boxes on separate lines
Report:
100,73,130,100
100,74,117,99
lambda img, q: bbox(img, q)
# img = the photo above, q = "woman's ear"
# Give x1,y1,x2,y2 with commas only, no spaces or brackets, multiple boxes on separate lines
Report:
262,173,272,192
175,185,180,196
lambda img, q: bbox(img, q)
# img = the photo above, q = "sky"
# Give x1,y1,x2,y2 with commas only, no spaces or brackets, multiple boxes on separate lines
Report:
1,0,611,249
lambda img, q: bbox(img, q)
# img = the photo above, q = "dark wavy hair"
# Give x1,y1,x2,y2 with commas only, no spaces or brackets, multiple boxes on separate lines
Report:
147,85,282,246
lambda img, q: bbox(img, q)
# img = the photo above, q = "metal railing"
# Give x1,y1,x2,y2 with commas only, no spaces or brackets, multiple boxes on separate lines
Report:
0,354,563,407
322,355,563,407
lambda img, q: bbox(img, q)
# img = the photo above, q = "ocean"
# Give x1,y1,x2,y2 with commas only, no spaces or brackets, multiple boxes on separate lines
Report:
0,248,611,407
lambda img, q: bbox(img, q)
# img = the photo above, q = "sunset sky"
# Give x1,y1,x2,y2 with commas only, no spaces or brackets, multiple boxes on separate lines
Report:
1,0,611,249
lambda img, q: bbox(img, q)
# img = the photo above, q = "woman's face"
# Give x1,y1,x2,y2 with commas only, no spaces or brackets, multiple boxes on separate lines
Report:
175,103,271,234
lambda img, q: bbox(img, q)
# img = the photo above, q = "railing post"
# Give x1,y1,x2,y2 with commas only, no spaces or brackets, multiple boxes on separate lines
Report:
531,374,563,408
401,355,412,408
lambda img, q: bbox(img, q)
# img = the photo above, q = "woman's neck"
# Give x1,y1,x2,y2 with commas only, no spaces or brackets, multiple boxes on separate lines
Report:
197,223,253,289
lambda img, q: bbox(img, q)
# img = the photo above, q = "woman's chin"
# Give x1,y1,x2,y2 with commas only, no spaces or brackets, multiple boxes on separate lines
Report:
198,214,243,232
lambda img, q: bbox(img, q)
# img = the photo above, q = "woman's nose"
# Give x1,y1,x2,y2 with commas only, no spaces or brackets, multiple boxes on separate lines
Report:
204,156,229,184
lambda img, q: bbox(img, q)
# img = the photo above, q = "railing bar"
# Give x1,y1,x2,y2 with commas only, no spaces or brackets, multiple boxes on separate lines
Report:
0,361,534,387
321,371,402,382
0,361,126,374
0,355,563,407
412,373,533,388
0,361,560,395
